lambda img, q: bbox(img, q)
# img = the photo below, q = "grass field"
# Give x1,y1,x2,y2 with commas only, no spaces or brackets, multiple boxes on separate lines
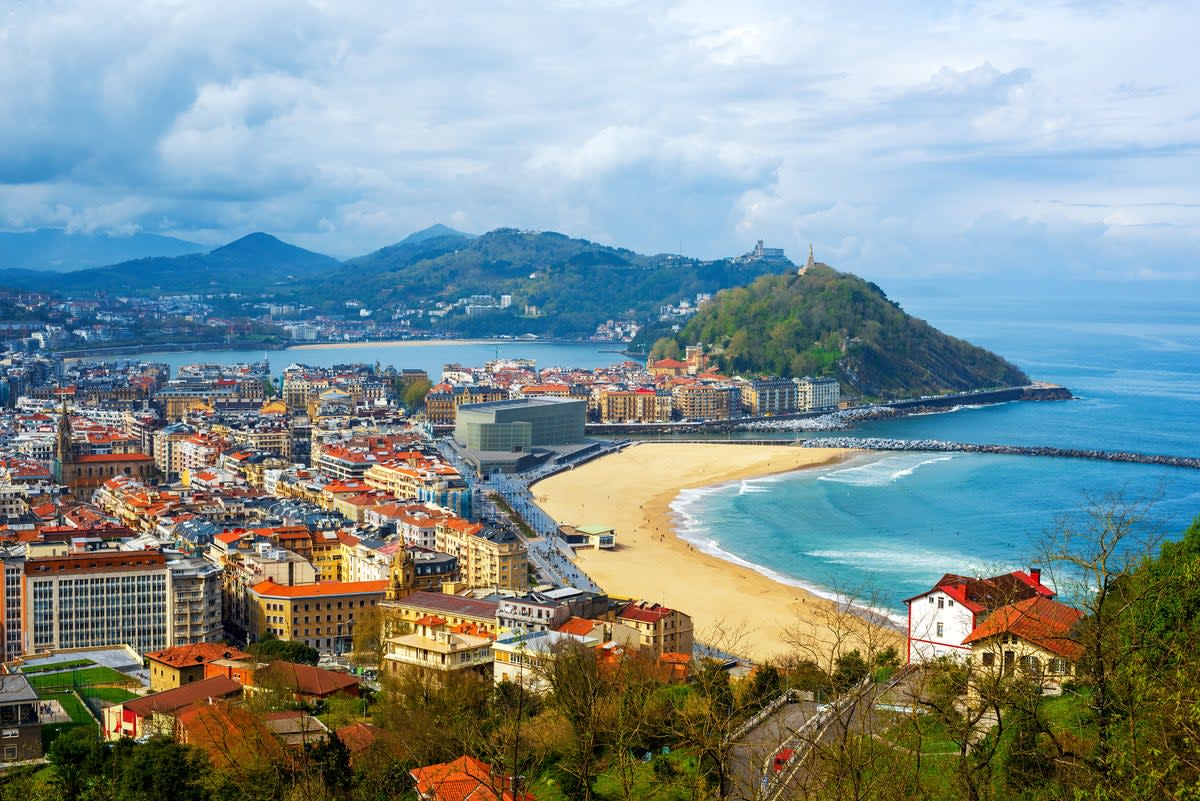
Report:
532,752,699,801
80,686,140,704
19,658,95,674
28,665,136,691
40,691,97,750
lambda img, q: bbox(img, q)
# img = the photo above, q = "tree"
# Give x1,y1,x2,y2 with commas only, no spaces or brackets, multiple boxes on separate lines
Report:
308,733,354,799
248,632,320,665
47,726,108,799
1035,490,1164,781
401,378,432,411
116,736,212,801
351,604,384,667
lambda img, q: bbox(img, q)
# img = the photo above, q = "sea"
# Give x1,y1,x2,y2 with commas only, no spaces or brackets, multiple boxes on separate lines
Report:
670,280,1200,616
112,281,1200,618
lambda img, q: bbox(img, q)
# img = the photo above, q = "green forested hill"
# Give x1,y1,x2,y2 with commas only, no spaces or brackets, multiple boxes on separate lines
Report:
652,264,1029,399
300,227,788,336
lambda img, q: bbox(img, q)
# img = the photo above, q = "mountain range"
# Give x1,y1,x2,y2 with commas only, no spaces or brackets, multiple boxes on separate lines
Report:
0,225,790,337
0,229,203,272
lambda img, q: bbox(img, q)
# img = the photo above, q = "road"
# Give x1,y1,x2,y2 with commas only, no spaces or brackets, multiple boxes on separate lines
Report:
726,699,820,800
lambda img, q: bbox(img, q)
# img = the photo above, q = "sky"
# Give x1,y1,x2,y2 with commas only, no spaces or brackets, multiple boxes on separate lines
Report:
2,0,1198,280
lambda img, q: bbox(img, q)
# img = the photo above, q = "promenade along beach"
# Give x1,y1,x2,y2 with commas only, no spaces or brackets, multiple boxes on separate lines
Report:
534,443,900,665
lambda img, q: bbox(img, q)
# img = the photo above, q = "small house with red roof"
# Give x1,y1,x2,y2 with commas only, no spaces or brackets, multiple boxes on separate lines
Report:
904,568,1055,663
410,754,535,801
145,642,252,692
962,595,1084,688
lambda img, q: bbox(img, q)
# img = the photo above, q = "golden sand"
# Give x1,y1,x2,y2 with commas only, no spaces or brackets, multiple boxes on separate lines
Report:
533,443,900,665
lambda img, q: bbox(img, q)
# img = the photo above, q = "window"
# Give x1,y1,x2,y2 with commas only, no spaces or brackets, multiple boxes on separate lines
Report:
1020,655,1041,674
937,597,944,609
981,652,995,667
936,622,944,637
1049,658,1071,675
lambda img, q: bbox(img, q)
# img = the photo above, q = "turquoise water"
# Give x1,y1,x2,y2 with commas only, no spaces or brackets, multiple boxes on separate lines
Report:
675,283,1200,615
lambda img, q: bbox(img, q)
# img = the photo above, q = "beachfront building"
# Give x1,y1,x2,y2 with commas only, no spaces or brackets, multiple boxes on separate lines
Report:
904,568,1055,663
597,389,673,424
741,378,800,416
615,600,694,658
672,384,738,421
962,595,1084,694
796,376,840,412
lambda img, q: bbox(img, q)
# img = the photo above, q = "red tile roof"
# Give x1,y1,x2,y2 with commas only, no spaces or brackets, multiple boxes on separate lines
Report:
904,570,1054,612
258,661,361,698
962,596,1085,660
250,579,388,598
410,755,534,801
618,600,676,624
123,675,243,717
145,643,252,668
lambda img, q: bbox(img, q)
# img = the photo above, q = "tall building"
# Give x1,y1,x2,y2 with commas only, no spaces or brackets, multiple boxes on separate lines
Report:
23,551,171,655
796,376,840,411
741,378,799,416
167,556,223,645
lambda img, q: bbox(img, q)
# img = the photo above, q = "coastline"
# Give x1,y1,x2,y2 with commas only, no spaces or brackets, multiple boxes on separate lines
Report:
533,443,902,665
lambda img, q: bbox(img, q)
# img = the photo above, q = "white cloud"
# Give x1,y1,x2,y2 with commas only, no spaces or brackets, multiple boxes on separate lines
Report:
0,0,1196,276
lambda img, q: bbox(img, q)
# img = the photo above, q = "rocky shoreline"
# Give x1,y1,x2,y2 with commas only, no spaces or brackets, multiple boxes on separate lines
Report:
801,437,1200,470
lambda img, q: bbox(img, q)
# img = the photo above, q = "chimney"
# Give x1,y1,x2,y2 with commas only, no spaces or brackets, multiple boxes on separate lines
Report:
1029,567,1041,585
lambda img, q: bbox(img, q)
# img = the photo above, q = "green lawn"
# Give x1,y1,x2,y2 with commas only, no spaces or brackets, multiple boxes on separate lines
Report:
28,665,136,691
532,752,699,801
40,691,98,750
19,658,95,674
882,714,961,755
81,686,140,704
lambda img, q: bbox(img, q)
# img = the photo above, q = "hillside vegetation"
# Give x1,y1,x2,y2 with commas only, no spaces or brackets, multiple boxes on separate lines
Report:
652,264,1028,399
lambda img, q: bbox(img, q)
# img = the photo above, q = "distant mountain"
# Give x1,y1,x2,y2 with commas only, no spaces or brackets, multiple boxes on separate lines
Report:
398,223,475,245
0,228,203,271
0,232,339,295
311,227,791,336
651,264,1029,400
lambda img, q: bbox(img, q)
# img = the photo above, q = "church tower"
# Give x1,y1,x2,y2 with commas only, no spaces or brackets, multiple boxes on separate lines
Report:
386,547,416,601
53,394,73,485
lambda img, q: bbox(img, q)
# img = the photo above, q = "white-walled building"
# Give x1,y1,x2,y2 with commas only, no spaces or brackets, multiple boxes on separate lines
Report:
904,568,1054,663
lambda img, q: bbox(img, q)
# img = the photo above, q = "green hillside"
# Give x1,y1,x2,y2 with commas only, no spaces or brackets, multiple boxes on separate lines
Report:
652,264,1029,400
297,227,789,336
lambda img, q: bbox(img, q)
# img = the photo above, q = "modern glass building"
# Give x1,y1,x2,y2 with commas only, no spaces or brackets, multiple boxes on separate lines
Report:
454,397,586,452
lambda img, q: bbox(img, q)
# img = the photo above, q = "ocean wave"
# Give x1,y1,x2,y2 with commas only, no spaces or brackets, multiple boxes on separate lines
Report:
671,524,908,627
818,454,955,486
805,548,989,577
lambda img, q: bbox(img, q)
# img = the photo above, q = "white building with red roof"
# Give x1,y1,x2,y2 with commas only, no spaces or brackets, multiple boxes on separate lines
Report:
904,568,1055,663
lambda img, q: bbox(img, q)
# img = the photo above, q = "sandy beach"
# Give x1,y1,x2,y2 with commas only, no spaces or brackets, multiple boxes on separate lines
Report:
534,443,902,665
288,339,488,350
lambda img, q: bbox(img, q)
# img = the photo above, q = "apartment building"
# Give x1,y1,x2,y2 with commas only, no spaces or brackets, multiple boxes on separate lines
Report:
23,551,171,655
615,600,694,658
435,519,528,591
247,578,388,655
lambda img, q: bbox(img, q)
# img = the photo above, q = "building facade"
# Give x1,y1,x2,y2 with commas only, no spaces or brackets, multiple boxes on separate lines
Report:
23,551,171,655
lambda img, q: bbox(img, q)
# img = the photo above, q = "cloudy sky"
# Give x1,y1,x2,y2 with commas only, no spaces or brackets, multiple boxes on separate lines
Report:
2,0,1197,279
